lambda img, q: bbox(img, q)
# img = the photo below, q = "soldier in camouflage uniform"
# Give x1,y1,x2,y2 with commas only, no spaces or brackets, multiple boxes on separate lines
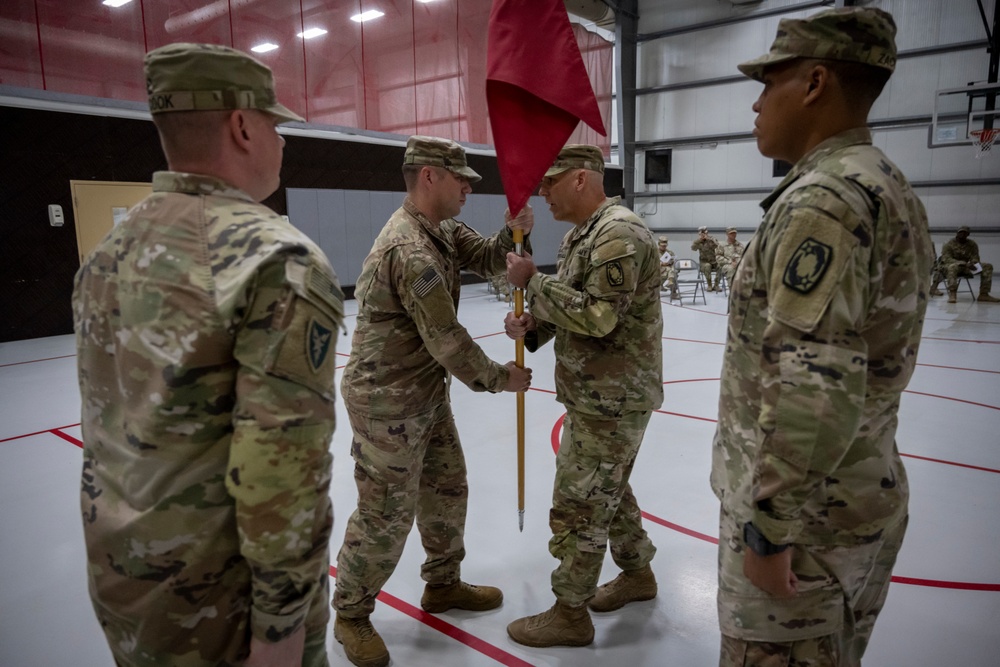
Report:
931,226,999,303
658,235,678,298
73,44,342,667
333,135,534,667
716,226,745,284
503,145,663,648
692,225,722,291
713,9,934,665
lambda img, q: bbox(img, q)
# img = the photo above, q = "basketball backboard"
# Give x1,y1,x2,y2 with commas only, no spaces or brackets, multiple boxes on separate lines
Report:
929,82,1000,148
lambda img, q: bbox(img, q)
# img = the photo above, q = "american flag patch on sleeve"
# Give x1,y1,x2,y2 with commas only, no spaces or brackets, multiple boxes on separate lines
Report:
412,267,442,298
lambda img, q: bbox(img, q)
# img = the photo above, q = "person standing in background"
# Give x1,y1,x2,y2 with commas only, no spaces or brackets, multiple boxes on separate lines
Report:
74,43,342,667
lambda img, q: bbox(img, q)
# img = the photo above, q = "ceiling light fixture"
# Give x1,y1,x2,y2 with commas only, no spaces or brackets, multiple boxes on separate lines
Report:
298,27,328,39
102,0,134,7
416,0,437,3
350,10,385,22
251,43,279,53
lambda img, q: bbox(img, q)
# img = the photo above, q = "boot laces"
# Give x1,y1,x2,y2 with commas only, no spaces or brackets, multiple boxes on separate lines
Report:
350,617,376,641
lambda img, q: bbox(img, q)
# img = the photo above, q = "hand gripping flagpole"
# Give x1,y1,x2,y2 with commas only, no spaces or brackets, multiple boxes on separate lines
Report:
512,227,526,532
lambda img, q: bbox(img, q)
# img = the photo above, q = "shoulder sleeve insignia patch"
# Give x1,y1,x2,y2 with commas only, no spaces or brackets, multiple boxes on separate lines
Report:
782,237,833,294
307,317,332,373
412,266,442,298
606,260,625,287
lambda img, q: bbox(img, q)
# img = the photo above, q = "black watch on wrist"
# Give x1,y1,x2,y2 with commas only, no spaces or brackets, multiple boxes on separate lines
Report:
743,522,790,556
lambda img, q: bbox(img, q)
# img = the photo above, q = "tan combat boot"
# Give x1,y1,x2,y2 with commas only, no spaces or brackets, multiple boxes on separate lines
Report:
948,290,957,303
334,614,389,667
929,287,943,296
978,292,1000,302
420,581,503,613
589,564,658,612
507,600,594,648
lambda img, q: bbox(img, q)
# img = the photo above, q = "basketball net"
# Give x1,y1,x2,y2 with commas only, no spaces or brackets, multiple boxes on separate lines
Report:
970,128,999,158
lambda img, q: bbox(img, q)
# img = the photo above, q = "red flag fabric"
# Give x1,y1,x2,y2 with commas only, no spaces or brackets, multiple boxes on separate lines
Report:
487,0,607,217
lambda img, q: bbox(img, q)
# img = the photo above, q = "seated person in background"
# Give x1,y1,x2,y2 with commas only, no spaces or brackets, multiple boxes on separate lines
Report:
658,235,678,298
691,225,722,291
933,225,999,303
490,273,512,303
716,227,745,284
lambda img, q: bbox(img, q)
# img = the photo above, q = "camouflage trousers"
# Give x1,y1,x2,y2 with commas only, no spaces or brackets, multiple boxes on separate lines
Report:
717,508,908,666
660,265,677,291
549,409,657,607
701,262,720,290
105,614,329,667
334,403,468,617
938,260,993,293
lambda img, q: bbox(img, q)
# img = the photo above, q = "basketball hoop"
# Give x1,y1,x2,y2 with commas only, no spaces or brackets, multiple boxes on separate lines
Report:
970,128,1000,158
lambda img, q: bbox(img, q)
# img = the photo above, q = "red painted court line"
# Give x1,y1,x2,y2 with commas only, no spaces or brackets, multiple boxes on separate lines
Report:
901,452,1000,475
663,336,725,346
0,423,81,444
904,390,999,411
916,362,1000,375
889,577,1000,592
51,429,83,448
923,336,1000,344
0,354,76,368
328,566,534,667
473,331,507,340
638,511,1000,591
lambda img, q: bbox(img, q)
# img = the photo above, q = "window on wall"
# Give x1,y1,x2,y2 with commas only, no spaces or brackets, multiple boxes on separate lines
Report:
645,149,672,184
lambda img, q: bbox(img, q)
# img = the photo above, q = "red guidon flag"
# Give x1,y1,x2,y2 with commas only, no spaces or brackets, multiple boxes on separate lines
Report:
487,0,606,217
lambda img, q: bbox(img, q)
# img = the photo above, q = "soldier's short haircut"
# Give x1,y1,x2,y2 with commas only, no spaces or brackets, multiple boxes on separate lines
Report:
153,110,232,162
807,58,891,109
402,163,424,191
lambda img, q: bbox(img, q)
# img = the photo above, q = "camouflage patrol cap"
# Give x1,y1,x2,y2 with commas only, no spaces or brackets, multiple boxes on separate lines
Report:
144,43,304,123
403,135,482,182
957,225,971,233
698,226,708,233
658,235,668,243
726,226,737,233
545,144,606,177
737,7,897,82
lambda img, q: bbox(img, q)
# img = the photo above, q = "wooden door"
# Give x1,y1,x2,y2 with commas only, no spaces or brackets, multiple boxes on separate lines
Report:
70,180,151,264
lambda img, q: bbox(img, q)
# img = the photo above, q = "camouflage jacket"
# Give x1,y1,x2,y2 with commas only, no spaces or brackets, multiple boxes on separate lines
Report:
691,235,720,265
940,237,981,265
341,198,518,418
711,128,933,547
524,197,664,416
716,240,746,268
73,172,342,664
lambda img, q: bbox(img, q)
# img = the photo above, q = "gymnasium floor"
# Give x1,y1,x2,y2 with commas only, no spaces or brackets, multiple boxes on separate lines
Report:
1,283,998,667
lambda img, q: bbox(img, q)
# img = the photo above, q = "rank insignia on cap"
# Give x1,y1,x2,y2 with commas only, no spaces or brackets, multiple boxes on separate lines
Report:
307,318,332,373
607,260,625,287
783,237,833,294
412,267,442,298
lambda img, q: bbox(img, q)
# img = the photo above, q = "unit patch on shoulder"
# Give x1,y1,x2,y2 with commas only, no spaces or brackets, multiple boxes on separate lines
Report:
782,237,833,294
606,260,625,287
307,317,332,373
412,267,442,298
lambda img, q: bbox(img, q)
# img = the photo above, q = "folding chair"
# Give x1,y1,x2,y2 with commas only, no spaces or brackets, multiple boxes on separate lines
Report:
672,259,707,305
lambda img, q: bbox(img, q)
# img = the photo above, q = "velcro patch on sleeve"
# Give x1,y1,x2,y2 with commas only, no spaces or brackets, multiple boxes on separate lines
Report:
770,211,857,332
782,237,833,294
412,266,442,299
